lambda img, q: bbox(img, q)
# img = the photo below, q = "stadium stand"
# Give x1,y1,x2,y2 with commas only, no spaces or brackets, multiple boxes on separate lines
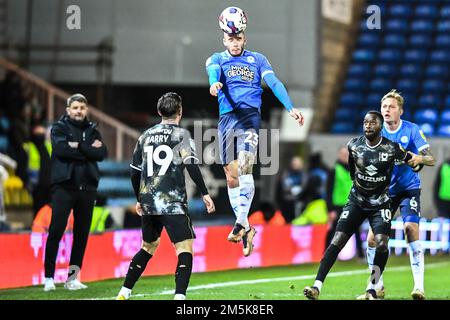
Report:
97,160,135,207
335,1,450,136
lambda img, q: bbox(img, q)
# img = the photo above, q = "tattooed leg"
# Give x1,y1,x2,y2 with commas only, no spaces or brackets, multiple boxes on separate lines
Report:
236,151,256,230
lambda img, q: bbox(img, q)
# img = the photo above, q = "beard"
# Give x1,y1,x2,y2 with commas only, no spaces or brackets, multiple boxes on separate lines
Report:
364,131,379,141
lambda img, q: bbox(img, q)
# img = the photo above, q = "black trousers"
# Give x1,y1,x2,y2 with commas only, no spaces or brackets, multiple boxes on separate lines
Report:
44,187,96,278
32,184,51,217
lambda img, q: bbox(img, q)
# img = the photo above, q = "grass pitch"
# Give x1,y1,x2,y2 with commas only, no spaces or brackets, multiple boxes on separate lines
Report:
0,255,449,300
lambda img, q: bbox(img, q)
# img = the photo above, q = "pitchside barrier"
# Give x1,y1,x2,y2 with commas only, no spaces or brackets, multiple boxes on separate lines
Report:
1,219,449,290
0,224,327,289
361,216,450,255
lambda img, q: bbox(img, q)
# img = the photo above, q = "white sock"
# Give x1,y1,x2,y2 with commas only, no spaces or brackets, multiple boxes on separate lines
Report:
313,280,323,292
227,186,240,219
366,246,384,290
408,240,424,291
236,174,255,230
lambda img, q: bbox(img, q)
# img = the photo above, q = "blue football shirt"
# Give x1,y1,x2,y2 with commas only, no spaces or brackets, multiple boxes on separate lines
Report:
205,49,274,115
382,120,429,195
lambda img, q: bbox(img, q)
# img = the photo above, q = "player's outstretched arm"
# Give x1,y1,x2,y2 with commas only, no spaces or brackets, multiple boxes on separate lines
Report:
406,150,433,168
288,108,305,126
263,72,304,126
209,82,223,97
418,148,436,166
206,55,222,97
406,148,435,172
403,151,416,167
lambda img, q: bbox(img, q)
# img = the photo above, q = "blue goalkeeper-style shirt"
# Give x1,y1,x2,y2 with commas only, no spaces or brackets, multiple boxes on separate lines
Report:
205,49,293,115
382,120,429,195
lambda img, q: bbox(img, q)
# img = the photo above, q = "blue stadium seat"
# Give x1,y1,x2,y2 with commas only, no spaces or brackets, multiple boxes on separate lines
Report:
418,123,435,137
389,4,413,18
373,64,397,77
359,20,370,31
331,122,355,134
423,80,446,93
385,19,409,32
99,161,130,176
441,6,450,18
367,93,382,106
335,107,357,121
359,108,372,120
358,33,381,47
0,135,8,153
379,49,402,62
411,20,435,33
414,109,439,124
353,49,376,62
425,64,449,79
348,64,371,77
344,78,368,91
370,78,393,91
415,5,439,19
440,110,450,124
430,50,450,62
445,95,450,108
396,79,419,93
383,34,407,48
106,197,136,207
404,49,427,63
418,95,443,109
437,20,450,32
409,34,433,48
340,3,450,137
401,109,412,121
435,34,450,48
400,93,417,107
0,117,10,132
98,177,133,196
400,64,423,77
437,124,450,137
340,93,365,105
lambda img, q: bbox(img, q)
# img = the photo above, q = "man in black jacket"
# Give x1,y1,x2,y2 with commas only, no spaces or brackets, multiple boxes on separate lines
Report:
43,93,107,291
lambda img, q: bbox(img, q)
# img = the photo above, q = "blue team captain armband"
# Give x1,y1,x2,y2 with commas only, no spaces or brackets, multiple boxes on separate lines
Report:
263,72,294,112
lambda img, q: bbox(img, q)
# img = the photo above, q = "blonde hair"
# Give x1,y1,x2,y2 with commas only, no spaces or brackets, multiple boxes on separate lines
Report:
381,89,404,110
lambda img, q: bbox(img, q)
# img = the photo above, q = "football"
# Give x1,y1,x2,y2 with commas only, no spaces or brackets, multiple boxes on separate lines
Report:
218,6,247,34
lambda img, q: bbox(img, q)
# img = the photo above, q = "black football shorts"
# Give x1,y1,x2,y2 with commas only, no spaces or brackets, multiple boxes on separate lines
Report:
336,199,392,237
141,214,196,244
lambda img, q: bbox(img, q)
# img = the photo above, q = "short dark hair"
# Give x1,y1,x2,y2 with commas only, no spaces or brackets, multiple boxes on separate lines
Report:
67,93,88,107
157,92,182,118
366,110,384,124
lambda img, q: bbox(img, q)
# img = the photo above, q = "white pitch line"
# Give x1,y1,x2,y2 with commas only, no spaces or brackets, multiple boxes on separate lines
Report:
97,261,449,300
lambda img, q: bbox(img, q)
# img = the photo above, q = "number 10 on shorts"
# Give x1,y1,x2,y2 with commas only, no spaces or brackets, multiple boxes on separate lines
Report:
380,209,391,223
